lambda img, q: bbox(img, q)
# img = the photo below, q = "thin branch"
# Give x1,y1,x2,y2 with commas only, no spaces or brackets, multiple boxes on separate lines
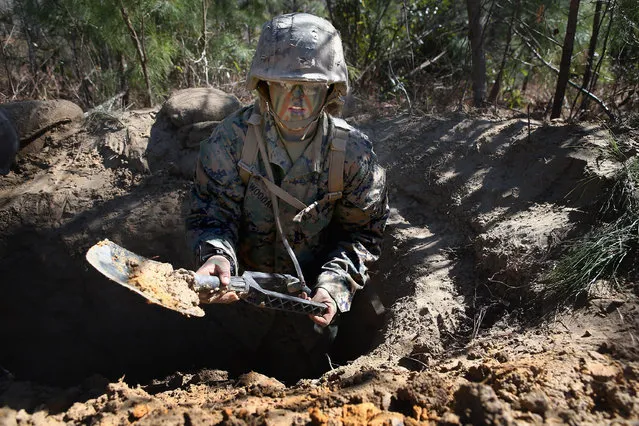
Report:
407,50,446,77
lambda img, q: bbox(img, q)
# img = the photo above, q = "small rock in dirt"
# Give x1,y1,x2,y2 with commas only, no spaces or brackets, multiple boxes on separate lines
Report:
584,362,618,381
237,371,285,397
437,412,461,425
518,389,551,415
466,350,483,360
193,369,228,384
454,383,516,426
395,371,449,411
496,389,518,404
605,299,625,313
514,412,543,424
341,402,404,426
130,403,150,419
494,351,510,363
237,371,284,388
64,401,97,423
160,88,241,128
465,364,492,382
145,372,194,392
581,330,592,337
309,407,329,425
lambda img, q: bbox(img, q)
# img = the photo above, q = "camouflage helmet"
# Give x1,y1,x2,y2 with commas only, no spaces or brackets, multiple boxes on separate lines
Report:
247,13,348,98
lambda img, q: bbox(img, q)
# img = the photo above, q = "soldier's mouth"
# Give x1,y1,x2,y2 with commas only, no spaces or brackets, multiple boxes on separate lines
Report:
289,106,306,115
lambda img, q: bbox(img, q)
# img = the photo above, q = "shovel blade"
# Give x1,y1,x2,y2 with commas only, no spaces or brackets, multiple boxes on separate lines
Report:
86,239,205,317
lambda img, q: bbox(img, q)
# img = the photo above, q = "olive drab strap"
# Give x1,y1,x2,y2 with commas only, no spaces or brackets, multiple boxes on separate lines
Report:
237,111,351,290
239,112,308,212
238,112,261,185
239,114,350,205
251,115,307,288
238,110,350,213
328,118,350,201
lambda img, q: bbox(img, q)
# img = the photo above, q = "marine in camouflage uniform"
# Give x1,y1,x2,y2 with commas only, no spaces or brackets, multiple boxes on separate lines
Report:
185,13,388,381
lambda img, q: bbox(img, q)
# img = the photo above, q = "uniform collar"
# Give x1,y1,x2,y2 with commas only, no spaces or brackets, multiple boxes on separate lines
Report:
261,109,327,176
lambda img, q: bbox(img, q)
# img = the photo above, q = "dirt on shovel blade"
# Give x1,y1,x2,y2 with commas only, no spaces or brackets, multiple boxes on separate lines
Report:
96,239,205,317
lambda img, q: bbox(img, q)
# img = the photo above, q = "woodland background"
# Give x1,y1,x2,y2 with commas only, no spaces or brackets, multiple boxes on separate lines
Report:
0,0,638,122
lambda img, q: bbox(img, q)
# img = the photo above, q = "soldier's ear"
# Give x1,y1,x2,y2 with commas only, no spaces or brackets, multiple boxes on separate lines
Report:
326,84,335,99
325,85,344,116
257,81,270,101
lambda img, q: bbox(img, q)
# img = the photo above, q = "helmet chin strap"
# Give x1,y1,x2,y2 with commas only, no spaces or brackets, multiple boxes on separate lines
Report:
266,101,324,141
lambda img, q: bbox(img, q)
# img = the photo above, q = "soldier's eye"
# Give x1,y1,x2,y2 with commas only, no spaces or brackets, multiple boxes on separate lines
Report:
268,81,327,96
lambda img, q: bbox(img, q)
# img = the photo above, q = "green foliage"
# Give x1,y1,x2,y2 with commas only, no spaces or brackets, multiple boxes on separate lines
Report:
0,0,637,115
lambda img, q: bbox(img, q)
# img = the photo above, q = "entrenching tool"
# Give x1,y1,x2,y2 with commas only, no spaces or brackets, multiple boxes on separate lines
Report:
85,239,327,318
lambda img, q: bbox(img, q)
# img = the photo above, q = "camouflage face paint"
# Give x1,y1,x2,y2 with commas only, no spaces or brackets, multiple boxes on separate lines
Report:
268,81,328,122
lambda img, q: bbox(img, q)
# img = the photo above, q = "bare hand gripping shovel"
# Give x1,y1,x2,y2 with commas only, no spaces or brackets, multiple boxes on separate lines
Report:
85,239,327,318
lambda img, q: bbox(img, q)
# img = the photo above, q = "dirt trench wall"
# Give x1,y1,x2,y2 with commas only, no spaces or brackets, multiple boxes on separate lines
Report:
0,109,221,385
0,107,386,386
357,114,619,360
0,108,620,388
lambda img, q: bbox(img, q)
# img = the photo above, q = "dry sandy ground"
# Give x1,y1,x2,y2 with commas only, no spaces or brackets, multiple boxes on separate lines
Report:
0,105,637,425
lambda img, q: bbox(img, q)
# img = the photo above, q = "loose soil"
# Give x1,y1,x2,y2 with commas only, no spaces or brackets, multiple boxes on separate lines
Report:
0,104,637,425
86,239,204,317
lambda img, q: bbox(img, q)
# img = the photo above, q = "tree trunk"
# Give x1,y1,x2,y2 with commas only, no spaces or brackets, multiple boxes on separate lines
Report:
466,0,487,107
119,53,129,108
0,39,16,97
488,1,518,104
118,1,153,107
581,0,602,96
551,0,581,119
580,0,610,114
520,33,615,121
199,0,210,86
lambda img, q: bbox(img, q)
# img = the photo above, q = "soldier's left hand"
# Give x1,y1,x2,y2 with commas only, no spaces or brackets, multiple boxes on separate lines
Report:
301,288,336,327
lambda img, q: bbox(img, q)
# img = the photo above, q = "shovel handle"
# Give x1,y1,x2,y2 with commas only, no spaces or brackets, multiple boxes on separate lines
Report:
192,274,248,293
192,273,327,316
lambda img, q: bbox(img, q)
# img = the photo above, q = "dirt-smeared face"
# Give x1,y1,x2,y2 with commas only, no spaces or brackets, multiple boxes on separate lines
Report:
267,81,329,123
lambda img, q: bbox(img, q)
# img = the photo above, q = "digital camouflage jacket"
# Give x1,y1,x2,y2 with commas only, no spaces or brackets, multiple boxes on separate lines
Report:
186,104,389,312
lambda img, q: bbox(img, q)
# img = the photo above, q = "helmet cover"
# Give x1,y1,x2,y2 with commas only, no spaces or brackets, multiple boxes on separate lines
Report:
247,13,348,97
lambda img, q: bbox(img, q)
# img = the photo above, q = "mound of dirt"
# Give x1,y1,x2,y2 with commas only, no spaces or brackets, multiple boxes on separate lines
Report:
0,102,637,424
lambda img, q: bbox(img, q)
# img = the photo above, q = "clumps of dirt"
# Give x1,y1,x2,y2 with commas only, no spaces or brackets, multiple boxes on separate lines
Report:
87,239,204,317
126,257,202,317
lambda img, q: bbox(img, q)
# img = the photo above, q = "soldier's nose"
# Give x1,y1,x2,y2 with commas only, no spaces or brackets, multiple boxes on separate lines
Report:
292,85,304,97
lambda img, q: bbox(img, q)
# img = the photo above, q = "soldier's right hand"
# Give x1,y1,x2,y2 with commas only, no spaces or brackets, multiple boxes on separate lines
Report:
195,255,240,304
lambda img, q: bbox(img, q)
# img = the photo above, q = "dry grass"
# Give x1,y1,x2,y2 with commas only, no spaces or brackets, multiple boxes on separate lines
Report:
541,153,639,306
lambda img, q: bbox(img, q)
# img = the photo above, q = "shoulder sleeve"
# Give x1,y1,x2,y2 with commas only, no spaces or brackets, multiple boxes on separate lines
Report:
316,122,389,312
185,106,253,268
